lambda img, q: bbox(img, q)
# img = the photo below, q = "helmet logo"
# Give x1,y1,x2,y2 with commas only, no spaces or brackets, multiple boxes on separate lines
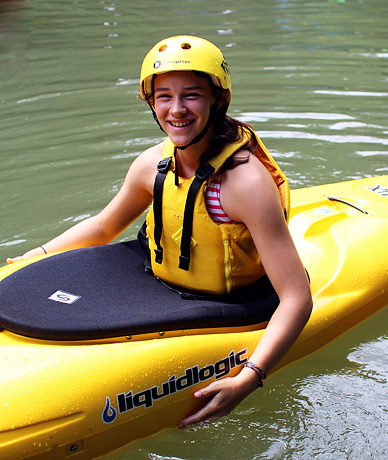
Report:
221,60,230,76
153,59,191,70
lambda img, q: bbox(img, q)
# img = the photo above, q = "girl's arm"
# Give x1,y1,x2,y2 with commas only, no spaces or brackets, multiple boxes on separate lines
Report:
6,145,161,264
179,155,313,428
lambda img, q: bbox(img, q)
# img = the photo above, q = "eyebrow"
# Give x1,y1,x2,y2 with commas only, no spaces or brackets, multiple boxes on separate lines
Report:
154,86,204,93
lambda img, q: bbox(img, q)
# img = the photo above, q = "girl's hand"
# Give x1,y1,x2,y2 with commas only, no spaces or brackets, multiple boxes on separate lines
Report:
178,368,259,429
6,247,46,264
6,256,22,264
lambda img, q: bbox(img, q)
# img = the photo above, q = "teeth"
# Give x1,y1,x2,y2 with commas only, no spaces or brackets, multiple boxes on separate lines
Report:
170,121,192,127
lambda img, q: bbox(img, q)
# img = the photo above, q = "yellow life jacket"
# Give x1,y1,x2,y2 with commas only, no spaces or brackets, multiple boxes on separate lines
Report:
146,127,290,295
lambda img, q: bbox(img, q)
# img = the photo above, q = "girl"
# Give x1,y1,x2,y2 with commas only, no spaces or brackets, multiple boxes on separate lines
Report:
7,36,312,427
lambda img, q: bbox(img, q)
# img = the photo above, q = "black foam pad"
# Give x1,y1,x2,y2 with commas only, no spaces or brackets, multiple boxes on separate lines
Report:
0,241,278,341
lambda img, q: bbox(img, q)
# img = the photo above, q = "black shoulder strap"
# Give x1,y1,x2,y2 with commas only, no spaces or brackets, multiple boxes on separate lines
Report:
153,156,172,264
179,163,215,271
152,158,215,271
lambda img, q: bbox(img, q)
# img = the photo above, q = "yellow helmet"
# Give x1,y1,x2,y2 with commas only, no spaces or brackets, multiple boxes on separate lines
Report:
140,35,231,106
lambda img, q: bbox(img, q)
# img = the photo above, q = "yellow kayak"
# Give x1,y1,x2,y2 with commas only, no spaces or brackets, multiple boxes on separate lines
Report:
1,175,388,460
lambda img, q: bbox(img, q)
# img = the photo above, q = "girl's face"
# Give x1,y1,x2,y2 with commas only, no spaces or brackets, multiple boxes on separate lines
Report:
153,71,215,149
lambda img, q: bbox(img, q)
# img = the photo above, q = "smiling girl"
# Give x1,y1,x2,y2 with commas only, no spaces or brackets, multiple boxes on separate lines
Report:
7,36,312,427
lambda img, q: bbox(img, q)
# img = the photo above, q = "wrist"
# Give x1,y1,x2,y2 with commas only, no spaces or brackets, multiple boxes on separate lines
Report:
234,367,263,396
243,362,267,388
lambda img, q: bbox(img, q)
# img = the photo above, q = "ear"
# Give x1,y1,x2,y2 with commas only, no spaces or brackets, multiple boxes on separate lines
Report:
218,89,231,110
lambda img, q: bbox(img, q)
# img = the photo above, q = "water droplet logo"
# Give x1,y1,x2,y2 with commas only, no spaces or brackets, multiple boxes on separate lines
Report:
102,396,117,424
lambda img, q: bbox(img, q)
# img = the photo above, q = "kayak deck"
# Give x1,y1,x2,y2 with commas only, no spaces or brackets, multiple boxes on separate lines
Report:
0,240,279,341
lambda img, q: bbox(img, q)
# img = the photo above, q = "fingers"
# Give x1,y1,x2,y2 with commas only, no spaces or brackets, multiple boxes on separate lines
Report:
192,380,222,400
6,257,20,265
6,247,47,264
179,370,260,429
179,379,236,429
179,394,222,429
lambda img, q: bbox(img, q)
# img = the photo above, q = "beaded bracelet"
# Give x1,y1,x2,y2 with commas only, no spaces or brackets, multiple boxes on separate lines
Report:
244,362,267,388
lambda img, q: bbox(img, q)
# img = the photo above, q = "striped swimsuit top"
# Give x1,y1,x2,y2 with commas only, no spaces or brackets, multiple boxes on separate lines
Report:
204,175,236,224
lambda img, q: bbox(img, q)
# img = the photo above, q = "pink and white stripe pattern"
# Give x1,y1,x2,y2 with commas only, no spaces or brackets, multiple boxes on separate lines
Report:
204,175,236,224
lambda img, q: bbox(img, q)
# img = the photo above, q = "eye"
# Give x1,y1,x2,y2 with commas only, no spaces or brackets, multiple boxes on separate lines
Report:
155,92,171,100
185,92,203,99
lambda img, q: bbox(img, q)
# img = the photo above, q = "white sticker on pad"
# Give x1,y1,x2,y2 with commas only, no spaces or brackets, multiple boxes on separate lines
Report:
49,290,81,305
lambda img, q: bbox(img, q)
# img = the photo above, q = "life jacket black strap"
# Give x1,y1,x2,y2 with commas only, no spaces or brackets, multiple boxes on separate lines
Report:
153,157,172,264
179,163,215,271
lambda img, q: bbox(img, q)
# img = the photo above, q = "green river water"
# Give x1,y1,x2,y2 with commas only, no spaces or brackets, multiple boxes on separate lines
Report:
1,0,388,459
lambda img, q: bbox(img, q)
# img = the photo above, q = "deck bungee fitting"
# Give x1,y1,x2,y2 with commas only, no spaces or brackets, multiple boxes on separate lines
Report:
1,175,388,460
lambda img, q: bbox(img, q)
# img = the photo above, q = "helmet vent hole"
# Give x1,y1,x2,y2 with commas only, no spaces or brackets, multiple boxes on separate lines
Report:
159,44,168,52
181,43,191,50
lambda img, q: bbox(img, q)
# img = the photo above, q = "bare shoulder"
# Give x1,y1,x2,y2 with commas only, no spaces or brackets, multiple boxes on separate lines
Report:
124,141,164,194
133,141,164,171
223,152,280,199
221,152,283,222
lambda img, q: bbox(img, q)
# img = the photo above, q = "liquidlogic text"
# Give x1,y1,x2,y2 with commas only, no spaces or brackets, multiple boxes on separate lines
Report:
102,348,248,424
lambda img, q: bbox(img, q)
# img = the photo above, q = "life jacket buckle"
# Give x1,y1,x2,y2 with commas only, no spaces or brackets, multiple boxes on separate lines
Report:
154,248,163,264
157,157,172,173
195,163,215,180
179,255,190,271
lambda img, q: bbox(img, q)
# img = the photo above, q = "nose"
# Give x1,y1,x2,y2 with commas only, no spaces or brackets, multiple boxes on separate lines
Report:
170,96,187,117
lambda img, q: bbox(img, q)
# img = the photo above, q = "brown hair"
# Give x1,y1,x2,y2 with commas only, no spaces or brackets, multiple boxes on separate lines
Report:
194,73,257,168
202,108,257,170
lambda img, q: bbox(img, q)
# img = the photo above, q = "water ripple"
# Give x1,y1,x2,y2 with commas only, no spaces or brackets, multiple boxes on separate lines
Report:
256,131,388,145
314,90,388,97
238,112,354,122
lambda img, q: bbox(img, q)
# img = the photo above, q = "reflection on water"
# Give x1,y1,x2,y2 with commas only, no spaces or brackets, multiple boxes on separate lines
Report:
1,0,388,459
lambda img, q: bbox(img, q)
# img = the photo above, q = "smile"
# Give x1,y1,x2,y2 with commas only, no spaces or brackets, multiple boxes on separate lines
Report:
168,120,194,127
